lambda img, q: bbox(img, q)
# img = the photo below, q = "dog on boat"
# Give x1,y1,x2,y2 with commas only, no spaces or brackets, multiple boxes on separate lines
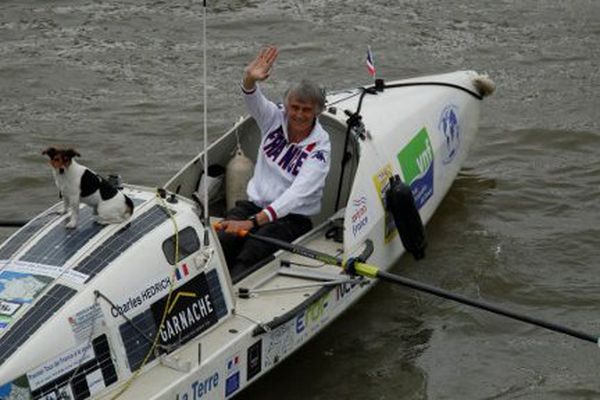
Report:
42,147,134,229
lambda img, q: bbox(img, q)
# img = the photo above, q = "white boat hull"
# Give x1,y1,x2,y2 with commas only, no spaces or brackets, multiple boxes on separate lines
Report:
0,70,492,400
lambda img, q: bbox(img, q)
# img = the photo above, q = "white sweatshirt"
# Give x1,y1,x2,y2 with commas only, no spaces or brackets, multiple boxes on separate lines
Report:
243,85,331,221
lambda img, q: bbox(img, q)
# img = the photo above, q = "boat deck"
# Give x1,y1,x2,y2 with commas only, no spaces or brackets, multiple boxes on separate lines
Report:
103,219,352,399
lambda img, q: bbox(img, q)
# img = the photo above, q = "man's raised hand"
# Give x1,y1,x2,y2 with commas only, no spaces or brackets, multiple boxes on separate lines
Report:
243,46,279,90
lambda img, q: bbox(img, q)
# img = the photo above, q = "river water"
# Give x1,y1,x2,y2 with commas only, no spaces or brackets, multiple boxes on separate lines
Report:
1,1,599,399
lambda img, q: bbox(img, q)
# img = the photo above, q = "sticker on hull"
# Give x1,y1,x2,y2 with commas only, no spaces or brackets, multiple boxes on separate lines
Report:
438,104,461,164
397,128,434,210
150,273,219,349
247,340,262,381
372,164,398,243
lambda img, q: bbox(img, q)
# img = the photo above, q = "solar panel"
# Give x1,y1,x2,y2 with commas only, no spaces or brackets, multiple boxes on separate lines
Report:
0,284,76,364
0,206,61,260
75,206,172,281
118,309,159,372
206,269,228,319
14,197,147,268
20,207,104,267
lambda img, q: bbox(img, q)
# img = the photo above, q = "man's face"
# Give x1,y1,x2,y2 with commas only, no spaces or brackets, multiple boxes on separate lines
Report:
286,95,318,135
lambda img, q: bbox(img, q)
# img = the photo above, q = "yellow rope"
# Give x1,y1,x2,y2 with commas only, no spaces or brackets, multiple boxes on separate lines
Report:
108,190,180,399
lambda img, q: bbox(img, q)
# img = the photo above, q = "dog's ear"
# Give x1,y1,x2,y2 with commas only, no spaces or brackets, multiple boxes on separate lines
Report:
42,147,57,159
65,149,81,159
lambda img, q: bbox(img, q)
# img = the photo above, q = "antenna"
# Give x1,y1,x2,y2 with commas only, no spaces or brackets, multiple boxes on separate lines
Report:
202,0,209,227
201,0,211,247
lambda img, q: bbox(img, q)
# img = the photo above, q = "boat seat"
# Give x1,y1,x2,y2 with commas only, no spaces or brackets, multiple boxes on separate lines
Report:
311,113,358,226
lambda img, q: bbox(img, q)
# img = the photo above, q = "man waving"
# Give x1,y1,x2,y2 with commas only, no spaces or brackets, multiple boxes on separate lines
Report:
218,46,331,276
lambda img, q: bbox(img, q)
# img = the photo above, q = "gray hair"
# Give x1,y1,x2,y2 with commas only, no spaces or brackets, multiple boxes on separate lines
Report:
283,79,326,114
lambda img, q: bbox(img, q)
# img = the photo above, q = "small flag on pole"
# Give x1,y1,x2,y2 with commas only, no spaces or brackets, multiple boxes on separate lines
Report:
366,46,376,77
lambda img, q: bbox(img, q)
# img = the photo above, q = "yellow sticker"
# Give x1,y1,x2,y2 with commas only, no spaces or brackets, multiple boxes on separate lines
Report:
372,164,398,244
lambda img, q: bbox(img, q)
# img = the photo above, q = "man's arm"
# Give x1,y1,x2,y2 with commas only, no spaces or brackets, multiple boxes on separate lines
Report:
242,47,281,135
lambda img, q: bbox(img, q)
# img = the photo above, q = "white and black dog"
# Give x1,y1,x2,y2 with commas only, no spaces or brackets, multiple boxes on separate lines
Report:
42,147,134,229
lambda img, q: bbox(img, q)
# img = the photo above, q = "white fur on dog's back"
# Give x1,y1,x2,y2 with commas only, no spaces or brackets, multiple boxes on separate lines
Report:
53,160,132,227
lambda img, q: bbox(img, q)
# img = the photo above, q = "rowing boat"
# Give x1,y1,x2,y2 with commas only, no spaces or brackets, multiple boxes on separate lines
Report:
0,71,494,399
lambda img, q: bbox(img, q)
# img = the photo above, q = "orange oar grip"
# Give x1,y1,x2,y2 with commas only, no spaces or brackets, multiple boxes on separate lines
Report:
212,222,249,237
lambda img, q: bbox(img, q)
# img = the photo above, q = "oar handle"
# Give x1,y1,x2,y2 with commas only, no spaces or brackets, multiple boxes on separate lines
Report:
212,222,249,237
213,223,341,265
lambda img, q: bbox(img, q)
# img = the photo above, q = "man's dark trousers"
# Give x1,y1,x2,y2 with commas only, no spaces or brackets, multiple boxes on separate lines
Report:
218,200,312,276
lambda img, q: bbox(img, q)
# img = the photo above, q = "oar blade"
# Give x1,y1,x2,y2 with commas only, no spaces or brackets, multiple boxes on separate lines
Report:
0,220,28,228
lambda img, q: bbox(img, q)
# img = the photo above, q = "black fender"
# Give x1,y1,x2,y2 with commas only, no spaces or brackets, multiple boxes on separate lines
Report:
385,175,427,260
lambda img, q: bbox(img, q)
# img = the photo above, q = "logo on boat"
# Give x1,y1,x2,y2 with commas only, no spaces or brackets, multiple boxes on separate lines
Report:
264,323,295,368
247,340,263,381
0,315,11,330
438,104,460,164
225,353,241,397
336,280,359,301
150,273,219,348
225,371,240,398
175,263,190,281
110,276,171,318
0,269,51,329
68,303,105,344
180,372,219,400
350,196,369,238
27,341,96,390
397,128,434,210
0,300,20,316
296,292,330,335
0,270,51,304
372,164,398,244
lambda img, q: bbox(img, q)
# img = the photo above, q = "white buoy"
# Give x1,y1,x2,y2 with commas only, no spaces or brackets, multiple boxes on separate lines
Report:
225,147,254,210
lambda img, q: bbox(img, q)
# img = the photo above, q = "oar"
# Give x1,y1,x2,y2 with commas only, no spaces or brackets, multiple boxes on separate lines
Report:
351,263,599,345
0,220,29,228
214,223,341,265
216,224,599,345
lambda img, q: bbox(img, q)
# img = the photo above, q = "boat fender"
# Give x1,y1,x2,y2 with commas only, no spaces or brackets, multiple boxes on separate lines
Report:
225,148,254,210
473,74,496,98
385,175,427,260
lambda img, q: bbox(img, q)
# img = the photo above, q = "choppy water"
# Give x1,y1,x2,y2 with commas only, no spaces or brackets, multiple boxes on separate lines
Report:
1,1,599,399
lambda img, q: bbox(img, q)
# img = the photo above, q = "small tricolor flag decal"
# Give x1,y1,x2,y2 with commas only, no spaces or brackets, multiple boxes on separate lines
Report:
227,355,240,371
175,263,190,281
366,46,376,77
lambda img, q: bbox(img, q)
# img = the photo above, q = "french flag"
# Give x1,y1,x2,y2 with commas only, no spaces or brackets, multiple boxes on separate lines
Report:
175,263,190,281
228,355,240,371
366,46,376,77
